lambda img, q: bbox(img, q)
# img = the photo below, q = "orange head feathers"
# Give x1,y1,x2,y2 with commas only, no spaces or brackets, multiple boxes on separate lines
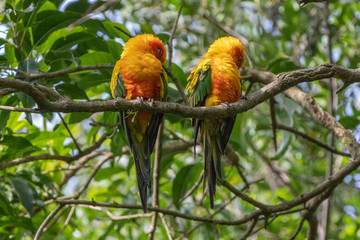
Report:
121,34,166,63
204,36,245,68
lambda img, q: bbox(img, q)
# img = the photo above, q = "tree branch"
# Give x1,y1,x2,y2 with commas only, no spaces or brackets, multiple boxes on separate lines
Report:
0,133,109,170
55,199,262,225
277,124,350,157
34,204,64,240
298,0,328,7
2,64,359,119
149,123,163,239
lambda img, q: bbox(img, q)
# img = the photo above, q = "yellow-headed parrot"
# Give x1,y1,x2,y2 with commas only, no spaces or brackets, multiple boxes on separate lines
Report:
186,36,245,208
110,34,167,212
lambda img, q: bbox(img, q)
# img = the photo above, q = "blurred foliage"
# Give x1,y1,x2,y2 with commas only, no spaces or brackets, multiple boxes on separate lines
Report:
1,0,360,239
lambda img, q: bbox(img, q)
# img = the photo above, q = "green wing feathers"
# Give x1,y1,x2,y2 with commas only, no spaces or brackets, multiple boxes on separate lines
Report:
186,60,212,107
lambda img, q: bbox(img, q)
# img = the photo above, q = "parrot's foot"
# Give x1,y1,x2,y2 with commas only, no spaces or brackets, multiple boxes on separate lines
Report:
136,96,144,104
220,102,230,108
240,95,248,100
147,98,154,106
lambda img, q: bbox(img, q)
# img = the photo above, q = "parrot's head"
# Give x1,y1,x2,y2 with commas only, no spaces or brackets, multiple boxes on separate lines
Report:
121,34,166,64
205,36,245,68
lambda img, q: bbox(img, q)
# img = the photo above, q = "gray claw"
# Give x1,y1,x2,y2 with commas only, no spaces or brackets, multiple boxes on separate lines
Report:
220,102,230,108
147,98,154,106
136,96,144,104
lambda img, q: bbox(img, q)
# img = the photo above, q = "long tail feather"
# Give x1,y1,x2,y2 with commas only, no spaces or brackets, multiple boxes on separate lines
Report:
120,112,163,212
202,117,236,208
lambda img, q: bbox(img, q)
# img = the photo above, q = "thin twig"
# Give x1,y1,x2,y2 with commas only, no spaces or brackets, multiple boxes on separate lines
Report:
277,124,350,157
60,151,104,188
240,216,259,240
203,13,253,68
159,213,173,240
67,0,118,29
179,170,204,203
269,97,278,150
55,199,262,225
181,196,237,238
165,4,187,104
289,214,306,240
248,137,298,196
202,14,249,46
34,204,64,240
320,2,336,239
72,152,113,199
90,119,122,127
114,26,133,38
2,65,113,80
0,105,41,113
167,4,183,69
0,133,109,170
54,205,76,240
101,212,153,221
298,0,328,7
220,179,269,210
149,123,164,239
58,113,83,153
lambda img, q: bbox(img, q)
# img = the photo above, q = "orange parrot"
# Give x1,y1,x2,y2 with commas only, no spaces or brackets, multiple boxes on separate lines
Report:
186,36,245,208
110,34,167,212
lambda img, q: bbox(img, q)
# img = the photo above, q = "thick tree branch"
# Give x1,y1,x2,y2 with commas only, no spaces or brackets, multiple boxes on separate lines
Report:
1,64,359,119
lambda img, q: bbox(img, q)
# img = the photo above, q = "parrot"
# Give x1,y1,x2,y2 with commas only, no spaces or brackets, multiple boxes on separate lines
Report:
186,36,245,208
110,34,167,213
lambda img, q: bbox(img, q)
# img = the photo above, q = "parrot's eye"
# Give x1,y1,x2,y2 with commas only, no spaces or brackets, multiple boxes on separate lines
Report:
238,56,243,63
157,49,163,56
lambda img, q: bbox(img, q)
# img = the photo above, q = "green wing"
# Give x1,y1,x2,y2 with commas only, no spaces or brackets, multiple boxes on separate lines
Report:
187,62,212,107
114,73,126,98
160,67,168,101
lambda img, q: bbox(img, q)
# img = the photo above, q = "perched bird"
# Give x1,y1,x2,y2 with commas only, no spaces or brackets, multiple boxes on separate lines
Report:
186,36,245,208
110,34,167,212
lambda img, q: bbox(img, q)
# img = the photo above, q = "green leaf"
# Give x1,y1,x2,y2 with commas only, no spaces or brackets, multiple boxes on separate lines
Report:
103,21,132,41
50,32,96,52
94,166,122,181
271,132,292,160
18,58,39,75
0,194,12,216
156,33,170,43
167,62,187,87
267,57,300,74
0,135,33,149
172,163,202,208
33,11,82,46
0,216,36,234
10,177,34,216
55,83,89,100
69,112,92,124
0,96,18,134
77,71,112,89
79,51,113,65
339,116,360,129
110,131,124,157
